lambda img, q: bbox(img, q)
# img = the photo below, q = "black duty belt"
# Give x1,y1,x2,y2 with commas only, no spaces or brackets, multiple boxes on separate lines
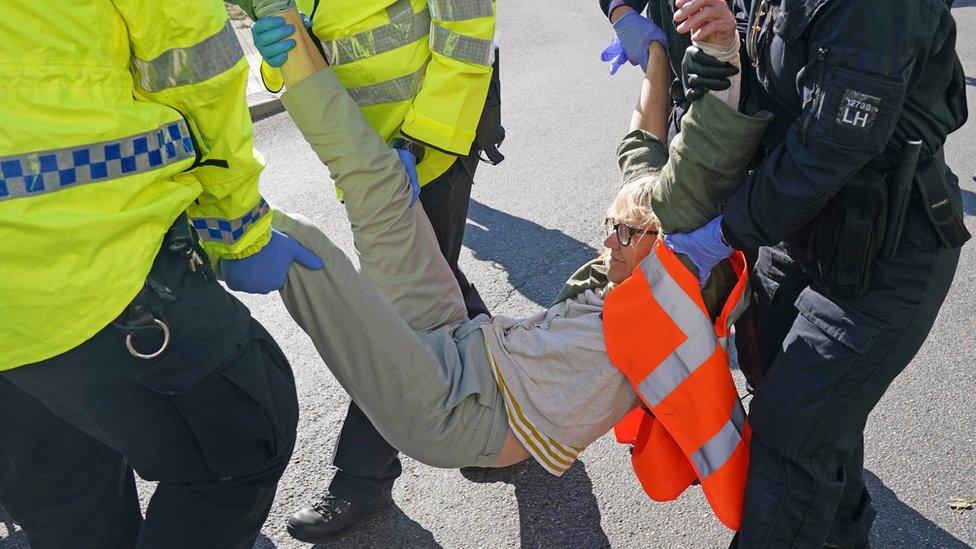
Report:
112,213,212,359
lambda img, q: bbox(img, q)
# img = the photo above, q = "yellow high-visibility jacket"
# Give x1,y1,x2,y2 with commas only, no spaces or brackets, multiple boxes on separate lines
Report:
261,0,496,185
0,0,271,370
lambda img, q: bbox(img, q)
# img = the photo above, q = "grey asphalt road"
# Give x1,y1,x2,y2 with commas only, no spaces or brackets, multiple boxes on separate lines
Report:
3,1,975,548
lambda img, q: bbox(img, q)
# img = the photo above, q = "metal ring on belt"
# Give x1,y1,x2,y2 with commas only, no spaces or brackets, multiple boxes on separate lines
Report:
125,318,171,360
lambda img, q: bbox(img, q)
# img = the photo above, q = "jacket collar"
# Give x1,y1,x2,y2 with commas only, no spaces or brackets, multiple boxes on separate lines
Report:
774,0,830,43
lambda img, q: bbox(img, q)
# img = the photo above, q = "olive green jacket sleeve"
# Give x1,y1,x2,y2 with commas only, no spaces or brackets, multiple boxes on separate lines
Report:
551,259,610,306
617,128,670,184
556,94,772,315
664,94,772,317
654,93,773,233
615,93,773,232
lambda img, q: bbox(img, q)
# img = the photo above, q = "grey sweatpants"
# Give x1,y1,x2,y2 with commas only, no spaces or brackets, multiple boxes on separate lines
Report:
275,70,509,468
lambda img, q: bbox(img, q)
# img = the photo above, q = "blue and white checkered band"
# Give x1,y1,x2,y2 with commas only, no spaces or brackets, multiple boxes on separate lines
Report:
0,121,195,202
191,198,270,245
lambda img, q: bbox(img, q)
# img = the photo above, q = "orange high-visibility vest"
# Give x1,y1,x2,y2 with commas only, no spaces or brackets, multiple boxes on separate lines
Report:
603,243,751,530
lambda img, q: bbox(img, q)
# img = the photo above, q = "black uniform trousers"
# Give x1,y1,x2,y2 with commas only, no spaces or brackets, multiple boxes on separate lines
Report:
328,153,489,505
0,240,300,548
736,194,961,548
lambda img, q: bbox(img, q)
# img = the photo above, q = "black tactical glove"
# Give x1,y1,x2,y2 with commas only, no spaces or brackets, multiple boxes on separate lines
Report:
681,45,739,102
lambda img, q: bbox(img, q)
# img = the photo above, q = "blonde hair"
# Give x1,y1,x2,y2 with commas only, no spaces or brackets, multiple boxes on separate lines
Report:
606,172,660,235
599,172,662,275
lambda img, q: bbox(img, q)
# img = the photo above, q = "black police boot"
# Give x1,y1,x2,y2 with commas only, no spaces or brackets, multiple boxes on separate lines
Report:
286,492,394,542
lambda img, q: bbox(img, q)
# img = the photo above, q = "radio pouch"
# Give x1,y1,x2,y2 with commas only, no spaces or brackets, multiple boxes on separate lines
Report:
915,151,971,250
809,166,888,297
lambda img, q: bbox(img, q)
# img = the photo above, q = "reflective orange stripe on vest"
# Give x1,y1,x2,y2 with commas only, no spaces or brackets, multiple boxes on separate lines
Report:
604,244,751,530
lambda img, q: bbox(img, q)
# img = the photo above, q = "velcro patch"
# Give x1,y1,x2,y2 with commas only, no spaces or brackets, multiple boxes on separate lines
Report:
835,90,881,131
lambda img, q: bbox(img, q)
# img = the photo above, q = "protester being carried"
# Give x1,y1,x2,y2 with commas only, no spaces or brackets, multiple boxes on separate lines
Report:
227,0,767,527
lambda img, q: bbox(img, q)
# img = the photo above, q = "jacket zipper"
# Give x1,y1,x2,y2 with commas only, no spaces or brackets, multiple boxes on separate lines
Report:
801,46,829,145
746,0,770,68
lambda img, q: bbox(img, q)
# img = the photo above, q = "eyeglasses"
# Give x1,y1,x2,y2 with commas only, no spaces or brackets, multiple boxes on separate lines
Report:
605,218,658,246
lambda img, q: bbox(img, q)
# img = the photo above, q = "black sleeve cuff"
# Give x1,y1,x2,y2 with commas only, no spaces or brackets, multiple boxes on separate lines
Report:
721,216,748,251
600,0,648,19
398,129,463,158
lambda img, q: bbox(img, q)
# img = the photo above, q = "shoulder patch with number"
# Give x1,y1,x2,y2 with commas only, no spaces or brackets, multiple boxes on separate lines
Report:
835,90,882,132
814,62,906,152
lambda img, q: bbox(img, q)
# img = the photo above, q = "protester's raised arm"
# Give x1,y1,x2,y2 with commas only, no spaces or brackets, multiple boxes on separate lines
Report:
227,0,325,86
273,10,326,87
226,0,406,198
614,39,670,190
629,42,670,142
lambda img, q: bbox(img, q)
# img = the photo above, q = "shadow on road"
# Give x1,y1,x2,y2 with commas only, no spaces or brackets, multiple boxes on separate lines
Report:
461,460,610,548
865,470,969,548
309,505,442,549
966,76,976,87
464,200,600,308
0,504,26,548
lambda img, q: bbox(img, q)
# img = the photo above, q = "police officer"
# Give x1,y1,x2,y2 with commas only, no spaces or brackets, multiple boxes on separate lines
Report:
0,1,318,546
242,0,501,540
666,0,969,546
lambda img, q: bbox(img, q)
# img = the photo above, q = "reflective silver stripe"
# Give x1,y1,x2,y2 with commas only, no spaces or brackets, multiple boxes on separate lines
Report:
429,0,494,21
634,253,717,406
724,277,751,333
323,0,431,65
690,403,746,478
632,251,747,480
638,335,716,407
0,121,194,202
132,22,243,92
191,198,270,244
718,335,729,353
386,0,416,20
640,253,713,338
429,24,494,66
346,66,426,107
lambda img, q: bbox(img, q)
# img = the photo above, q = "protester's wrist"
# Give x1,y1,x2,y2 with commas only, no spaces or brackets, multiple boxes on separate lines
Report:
695,33,739,63
609,4,635,23
391,136,425,163
648,40,667,59
248,0,297,20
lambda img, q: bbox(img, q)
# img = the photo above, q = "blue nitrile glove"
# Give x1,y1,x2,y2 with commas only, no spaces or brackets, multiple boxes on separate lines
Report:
664,216,733,287
600,37,629,76
221,229,324,294
251,13,310,68
610,11,669,73
395,148,421,207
